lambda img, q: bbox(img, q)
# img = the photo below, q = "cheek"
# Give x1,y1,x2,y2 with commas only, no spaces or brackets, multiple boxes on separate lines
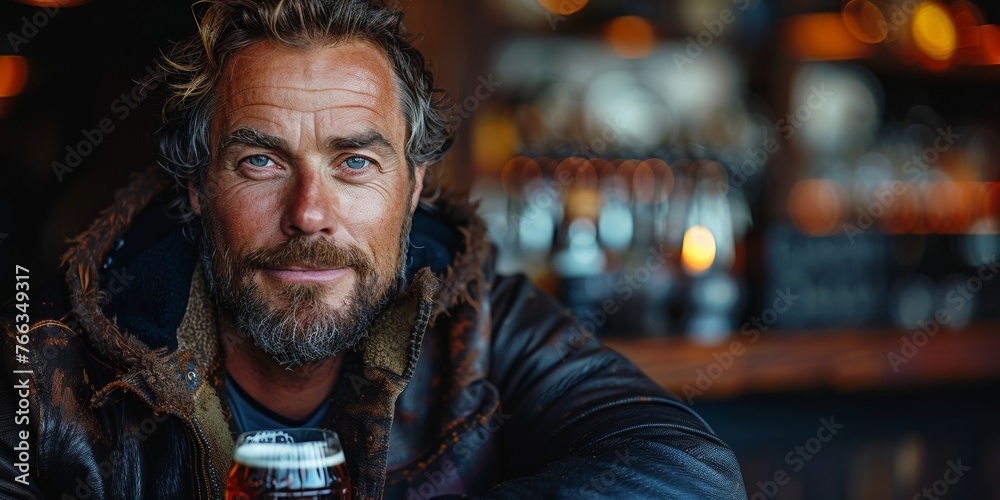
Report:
341,190,409,264
208,178,283,252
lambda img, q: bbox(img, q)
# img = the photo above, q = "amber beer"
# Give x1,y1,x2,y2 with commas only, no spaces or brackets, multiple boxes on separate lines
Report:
226,429,352,500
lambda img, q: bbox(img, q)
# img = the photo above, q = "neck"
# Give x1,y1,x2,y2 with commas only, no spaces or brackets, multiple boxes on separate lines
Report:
219,313,342,422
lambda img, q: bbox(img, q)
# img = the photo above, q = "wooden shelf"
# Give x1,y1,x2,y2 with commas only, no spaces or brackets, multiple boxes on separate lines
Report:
602,323,1000,399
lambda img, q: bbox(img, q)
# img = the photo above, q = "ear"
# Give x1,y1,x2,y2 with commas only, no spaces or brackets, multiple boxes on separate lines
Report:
187,179,202,216
410,164,428,214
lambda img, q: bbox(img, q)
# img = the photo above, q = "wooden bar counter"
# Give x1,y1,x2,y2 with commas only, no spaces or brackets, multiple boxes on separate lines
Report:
602,324,1000,399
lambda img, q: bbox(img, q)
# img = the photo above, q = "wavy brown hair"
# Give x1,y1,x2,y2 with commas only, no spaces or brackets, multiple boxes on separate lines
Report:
156,0,454,211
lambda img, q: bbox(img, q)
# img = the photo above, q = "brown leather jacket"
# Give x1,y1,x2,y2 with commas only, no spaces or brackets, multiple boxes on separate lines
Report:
1,167,746,499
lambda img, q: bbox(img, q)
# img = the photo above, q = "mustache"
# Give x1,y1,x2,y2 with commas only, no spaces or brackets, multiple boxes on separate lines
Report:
243,237,370,272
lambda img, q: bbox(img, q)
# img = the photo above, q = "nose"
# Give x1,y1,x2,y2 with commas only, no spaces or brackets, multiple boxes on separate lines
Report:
280,169,338,237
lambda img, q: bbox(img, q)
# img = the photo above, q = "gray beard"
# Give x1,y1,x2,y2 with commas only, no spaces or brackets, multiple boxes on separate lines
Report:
198,208,412,368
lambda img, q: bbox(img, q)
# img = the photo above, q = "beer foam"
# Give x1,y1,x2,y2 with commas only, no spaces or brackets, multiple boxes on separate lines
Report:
234,441,346,469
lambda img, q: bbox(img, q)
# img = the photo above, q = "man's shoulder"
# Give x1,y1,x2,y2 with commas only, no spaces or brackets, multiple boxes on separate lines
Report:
2,273,75,342
3,317,93,381
1,277,105,392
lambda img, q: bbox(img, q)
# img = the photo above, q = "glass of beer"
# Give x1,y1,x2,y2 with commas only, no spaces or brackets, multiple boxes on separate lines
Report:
226,428,352,499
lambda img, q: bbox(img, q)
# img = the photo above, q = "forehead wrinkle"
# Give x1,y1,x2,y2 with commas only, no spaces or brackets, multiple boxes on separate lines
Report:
215,40,406,156
223,49,393,97
224,87,383,114
218,112,288,132
219,42,399,104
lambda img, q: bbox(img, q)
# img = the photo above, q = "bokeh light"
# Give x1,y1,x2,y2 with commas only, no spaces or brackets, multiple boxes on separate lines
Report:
472,108,517,173
605,16,656,59
883,183,921,234
787,179,848,236
536,0,587,16
949,0,984,61
842,0,888,44
0,56,29,98
782,13,874,60
912,2,957,61
632,161,656,204
926,181,967,233
681,225,717,275
970,25,1000,64
499,156,529,200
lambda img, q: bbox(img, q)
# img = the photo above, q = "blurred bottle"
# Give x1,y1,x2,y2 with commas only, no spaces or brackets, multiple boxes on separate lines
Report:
515,166,560,290
682,162,742,343
552,184,615,335
603,159,677,337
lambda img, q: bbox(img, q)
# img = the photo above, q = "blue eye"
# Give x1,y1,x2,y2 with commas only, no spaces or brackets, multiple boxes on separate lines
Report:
246,155,273,168
345,156,371,170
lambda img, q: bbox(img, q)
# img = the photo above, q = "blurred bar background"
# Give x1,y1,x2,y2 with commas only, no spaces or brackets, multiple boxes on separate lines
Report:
2,0,999,498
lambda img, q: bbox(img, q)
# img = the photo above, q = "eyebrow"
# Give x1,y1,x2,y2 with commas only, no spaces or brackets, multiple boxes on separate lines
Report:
328,130,397,159
218,127,398,160
218,128,288,156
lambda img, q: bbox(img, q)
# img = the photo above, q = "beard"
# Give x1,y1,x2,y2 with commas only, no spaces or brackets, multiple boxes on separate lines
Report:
198,205,413,368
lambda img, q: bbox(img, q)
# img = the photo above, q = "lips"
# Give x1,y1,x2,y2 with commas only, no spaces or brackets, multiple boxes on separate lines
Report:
263,266,350,283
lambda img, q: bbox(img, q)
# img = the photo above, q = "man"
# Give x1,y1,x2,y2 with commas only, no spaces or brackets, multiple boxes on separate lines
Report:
1,0,746,498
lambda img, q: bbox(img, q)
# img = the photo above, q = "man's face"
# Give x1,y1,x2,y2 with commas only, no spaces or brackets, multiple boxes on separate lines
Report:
192,40,425,367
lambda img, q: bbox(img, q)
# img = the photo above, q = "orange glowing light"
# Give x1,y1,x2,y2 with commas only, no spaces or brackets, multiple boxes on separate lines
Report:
986,183,1000,219
537,0,588,16
632,162,656,204
592,158,615,181
881,182,920,234
782,13,874,60
969,25,1000,65
925,181,968,233
613,159,637,201
605,16,656,59
500,156,530,200
912,2,957,61
642,158,673,198
950,1,984,34
787,179,847,236
842,0,888,44
681,225,716,275
573,158,598,189
0,56,29,98
472,109,517,174
520,158,545,192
